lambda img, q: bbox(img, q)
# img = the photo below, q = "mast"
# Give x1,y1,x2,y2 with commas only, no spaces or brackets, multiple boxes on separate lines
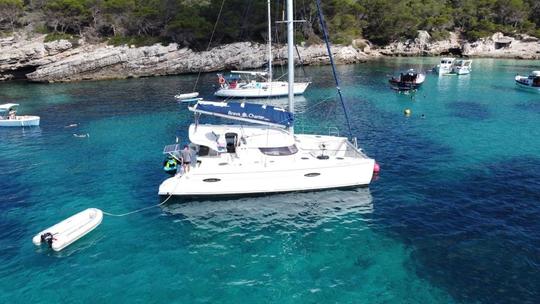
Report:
267,0,273,83
286,0,294,132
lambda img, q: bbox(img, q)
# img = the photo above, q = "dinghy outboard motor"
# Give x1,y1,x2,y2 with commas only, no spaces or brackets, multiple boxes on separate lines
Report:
40,232,54,248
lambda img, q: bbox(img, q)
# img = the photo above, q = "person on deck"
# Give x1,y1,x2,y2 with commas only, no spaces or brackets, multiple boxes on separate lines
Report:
181,145,192,173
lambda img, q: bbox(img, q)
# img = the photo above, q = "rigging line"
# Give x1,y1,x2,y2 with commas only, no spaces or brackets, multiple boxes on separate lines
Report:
192,0,227,92
314,0,353,140
294,44,307,77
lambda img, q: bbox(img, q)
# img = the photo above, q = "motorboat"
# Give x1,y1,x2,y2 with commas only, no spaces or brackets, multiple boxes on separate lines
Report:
515,71,540,90
451,59,472,75
214,0,310,98
433,57,455,75
389,69,426,91
158,0,376,198
0,103,40,127
215,71,310,98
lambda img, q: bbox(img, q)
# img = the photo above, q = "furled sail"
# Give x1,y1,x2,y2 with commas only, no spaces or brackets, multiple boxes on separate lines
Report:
189,101,293,127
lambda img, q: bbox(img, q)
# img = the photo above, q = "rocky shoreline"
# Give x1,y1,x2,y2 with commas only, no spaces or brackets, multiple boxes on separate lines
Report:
1,31,539,83
380,31,540,59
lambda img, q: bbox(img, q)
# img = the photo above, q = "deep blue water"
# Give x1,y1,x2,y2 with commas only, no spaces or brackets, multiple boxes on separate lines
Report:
0,58,539,303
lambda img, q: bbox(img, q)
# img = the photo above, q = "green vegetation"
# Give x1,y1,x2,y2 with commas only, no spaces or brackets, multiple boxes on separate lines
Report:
1,0,540,47
44,32,73,42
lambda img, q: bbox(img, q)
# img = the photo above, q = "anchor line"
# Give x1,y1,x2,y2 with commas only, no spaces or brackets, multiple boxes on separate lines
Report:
102,194,174,217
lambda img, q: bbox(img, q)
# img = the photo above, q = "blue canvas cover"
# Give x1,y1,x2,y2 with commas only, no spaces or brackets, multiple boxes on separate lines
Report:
191,101,293,127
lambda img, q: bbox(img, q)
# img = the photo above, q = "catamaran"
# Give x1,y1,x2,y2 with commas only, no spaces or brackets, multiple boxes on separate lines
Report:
0,103,40,127
158,0,376,198
214,0,310,98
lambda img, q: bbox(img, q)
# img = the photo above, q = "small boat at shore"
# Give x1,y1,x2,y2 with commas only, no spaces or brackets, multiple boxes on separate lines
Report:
0,103,40,127
33,208,103,251
433,58,472,75
452,59,472,75
389,69,426,91
175,92,199,100
434,57,455,75
515,71,540,90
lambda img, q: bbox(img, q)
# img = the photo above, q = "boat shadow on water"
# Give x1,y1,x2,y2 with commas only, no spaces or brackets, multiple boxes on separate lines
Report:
160,188,373,228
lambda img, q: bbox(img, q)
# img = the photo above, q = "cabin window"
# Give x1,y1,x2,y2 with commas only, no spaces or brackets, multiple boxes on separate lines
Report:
259,145,298,156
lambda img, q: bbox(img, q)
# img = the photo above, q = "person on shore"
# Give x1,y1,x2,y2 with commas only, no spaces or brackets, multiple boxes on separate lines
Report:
181,145,192,173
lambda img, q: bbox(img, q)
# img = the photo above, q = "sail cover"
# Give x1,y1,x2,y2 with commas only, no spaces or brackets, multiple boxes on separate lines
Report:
189,101,293,127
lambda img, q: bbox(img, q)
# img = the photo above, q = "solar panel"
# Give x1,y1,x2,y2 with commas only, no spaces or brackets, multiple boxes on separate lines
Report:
163,144,181,154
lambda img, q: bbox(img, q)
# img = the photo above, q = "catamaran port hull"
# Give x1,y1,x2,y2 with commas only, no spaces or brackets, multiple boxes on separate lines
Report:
158,160,374,197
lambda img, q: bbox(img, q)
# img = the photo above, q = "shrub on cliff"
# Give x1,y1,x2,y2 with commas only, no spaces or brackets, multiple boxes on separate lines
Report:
0,0,24,31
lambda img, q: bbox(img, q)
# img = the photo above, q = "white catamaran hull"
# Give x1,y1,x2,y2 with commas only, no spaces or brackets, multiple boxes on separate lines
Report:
0,115,40,127
159,160,374,197
215,81,310,98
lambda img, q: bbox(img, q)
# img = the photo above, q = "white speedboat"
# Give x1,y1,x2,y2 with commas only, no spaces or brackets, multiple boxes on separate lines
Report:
434,57,455,75
451,59,472,75
214,0,310,98
515,71,540,90
159,0,376,198
0,103,40,127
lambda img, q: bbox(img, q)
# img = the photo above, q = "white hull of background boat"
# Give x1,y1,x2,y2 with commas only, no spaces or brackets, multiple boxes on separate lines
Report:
215,81,310,98
0,116,40,127
175,92,199,100
435,66,453,75
453,67,470,75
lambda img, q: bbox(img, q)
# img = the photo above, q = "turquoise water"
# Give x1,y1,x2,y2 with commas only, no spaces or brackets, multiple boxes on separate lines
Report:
1,58,539,303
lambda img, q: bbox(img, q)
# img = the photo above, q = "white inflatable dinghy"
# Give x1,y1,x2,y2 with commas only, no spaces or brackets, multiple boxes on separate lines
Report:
174,92,199,100
33,208,103,251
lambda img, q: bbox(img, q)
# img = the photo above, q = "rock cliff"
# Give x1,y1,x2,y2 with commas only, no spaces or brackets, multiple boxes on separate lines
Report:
462,32,540,59
1,31,539,83
379,30,540,59
380,31,461,56
0,34,377,83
